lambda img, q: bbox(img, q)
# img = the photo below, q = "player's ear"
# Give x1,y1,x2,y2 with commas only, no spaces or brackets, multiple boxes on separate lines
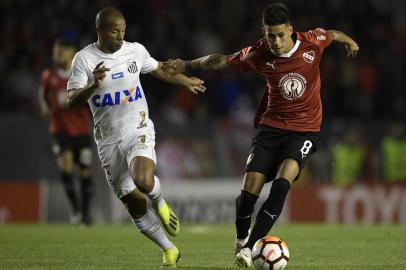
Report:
289,24,293,34
261,25,265,36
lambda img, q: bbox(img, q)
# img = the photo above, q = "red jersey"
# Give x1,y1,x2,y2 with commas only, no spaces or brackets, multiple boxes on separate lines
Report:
227,28,333,132
40,68,91,136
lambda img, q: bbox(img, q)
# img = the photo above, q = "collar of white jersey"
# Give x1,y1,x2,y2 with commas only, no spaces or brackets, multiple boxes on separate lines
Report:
93,41,126,56
278,39,301,58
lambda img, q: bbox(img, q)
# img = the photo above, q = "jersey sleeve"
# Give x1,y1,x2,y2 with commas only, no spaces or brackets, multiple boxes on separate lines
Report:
138,44,159,74
227,39,267,72
67,52,89,89
301,28,333,53
226,46,257,72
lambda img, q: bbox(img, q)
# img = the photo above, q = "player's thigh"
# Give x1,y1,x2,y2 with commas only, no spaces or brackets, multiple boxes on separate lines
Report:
245,125,284,181
98,143,137,199
244,143,276,195
278,133,319,182
129,156,155,192
275,158,300,184
245,143,278,183
122,129,156,190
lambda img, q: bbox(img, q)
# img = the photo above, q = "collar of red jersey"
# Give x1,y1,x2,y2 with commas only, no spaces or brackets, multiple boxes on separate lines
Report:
277,40,301,58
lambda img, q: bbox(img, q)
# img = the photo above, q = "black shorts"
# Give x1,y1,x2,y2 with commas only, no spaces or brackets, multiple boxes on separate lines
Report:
245,125,321,182
51,135,92,168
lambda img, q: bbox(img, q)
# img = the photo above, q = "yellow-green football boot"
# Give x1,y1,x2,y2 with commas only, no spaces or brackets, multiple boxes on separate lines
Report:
161,246,181,268
157,200,180,237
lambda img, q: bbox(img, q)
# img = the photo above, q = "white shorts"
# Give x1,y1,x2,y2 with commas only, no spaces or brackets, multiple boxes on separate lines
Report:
97,127,156,199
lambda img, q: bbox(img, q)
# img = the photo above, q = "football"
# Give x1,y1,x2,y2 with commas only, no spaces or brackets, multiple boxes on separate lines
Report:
251,236,289,270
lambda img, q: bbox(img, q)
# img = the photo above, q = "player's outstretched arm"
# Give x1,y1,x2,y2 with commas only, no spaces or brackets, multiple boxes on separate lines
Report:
67,62,110,107
166,54,229,74
327,30,359,57
186,54,229,71
150,62,206,94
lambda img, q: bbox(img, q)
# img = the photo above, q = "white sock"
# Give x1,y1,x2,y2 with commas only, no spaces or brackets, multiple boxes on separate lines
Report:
147,175,165,209
132,208,173,250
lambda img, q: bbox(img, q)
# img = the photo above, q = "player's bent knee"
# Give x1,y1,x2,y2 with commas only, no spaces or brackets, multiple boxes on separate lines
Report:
130,158,155,193
131,173,154,194
130,166,154,193
243,172,266,195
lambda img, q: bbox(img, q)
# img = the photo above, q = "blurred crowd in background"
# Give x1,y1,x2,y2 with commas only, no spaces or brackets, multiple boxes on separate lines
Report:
0,0,405,183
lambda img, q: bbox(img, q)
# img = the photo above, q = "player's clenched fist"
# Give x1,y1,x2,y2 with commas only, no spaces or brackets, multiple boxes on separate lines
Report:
92,61,110,87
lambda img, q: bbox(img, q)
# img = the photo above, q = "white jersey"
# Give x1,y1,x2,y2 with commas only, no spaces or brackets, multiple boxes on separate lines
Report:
68,41,158,145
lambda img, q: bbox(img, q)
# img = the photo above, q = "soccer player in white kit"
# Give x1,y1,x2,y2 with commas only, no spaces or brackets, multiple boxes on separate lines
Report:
67,7,205,267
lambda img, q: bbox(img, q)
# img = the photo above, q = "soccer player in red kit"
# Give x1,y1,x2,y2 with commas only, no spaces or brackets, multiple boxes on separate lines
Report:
39,38,94,225
173,2,359,267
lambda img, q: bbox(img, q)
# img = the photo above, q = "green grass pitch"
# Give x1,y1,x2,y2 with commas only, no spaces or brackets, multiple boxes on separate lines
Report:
1,224,405,269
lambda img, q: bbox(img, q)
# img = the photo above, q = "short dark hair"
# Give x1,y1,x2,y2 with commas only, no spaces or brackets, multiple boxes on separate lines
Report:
54,37,77,50
263,3,291,26
95,7,124,28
